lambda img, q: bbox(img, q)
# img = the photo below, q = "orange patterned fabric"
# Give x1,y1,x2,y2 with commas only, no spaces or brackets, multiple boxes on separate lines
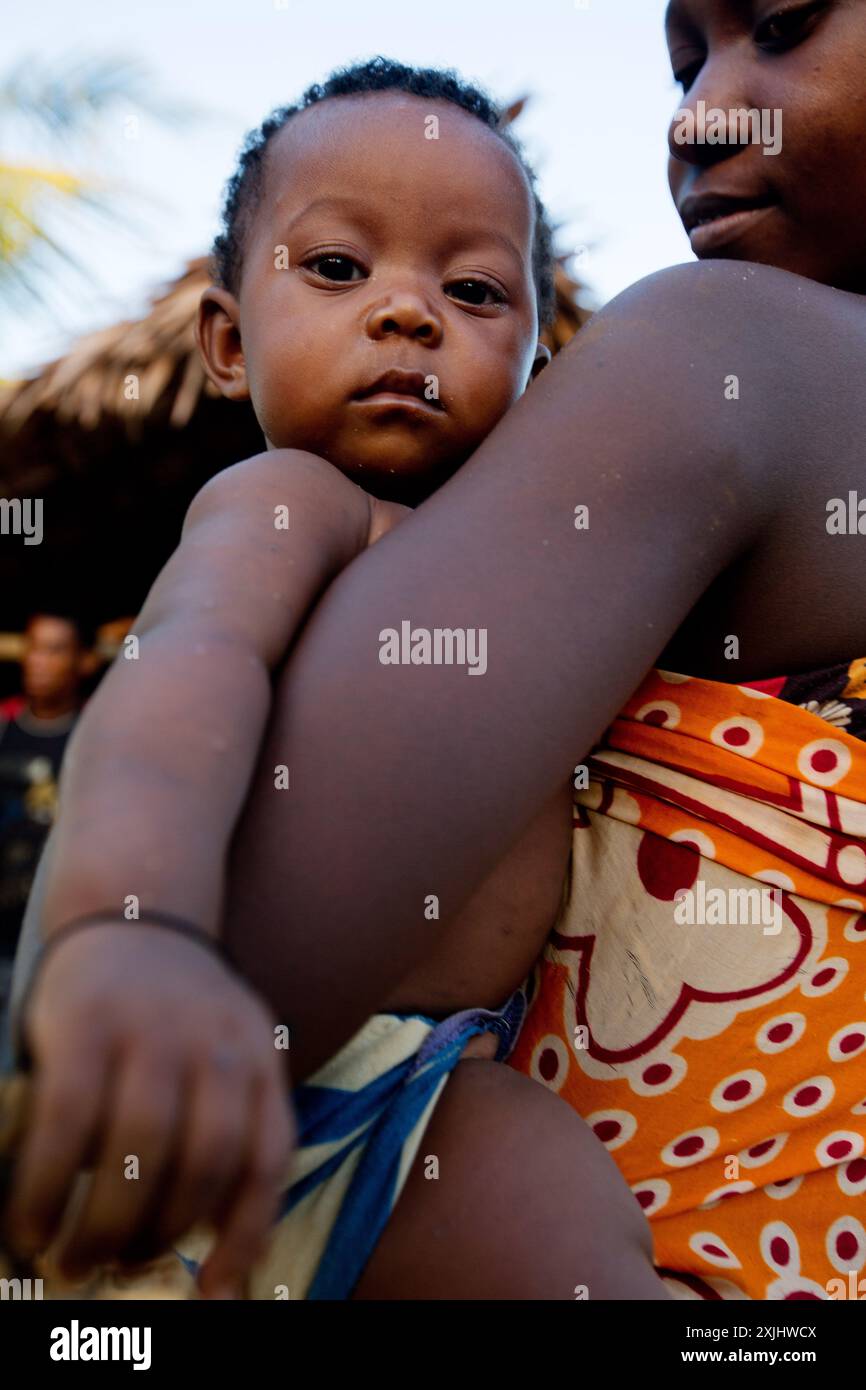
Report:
508,667,866,1300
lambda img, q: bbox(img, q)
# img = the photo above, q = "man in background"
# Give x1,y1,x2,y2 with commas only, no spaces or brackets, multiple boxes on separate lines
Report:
0,612,97,1060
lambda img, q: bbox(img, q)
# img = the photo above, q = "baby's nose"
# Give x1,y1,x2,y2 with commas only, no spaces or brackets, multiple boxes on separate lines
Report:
366,291,442,344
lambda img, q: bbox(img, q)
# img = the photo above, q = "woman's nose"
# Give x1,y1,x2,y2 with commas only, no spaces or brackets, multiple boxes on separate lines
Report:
366,291,443,344
667,57,753,169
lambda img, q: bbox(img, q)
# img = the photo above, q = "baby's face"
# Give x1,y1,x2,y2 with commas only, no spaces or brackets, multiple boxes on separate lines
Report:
666,0,866,291
200,93,549,502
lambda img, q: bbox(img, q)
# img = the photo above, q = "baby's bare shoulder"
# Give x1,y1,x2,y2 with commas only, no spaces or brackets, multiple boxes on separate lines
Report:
139,449,372,664
187,447,369,543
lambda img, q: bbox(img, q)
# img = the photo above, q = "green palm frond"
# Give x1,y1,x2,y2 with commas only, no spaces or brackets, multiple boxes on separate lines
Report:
0,53,203,312
0,163,106,312
0,164,86,259
0,53,196,135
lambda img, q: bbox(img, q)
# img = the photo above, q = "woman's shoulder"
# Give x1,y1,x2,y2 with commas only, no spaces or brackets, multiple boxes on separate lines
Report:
599,259,864,353
576,261,862,469
548,259,865,534
609,256,830,298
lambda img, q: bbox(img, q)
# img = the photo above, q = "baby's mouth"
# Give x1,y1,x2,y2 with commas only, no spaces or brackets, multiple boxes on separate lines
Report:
352,368,445,412
353,394,443,415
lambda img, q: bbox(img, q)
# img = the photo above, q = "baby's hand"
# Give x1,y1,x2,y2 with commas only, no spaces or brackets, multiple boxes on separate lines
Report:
3,922,293,1299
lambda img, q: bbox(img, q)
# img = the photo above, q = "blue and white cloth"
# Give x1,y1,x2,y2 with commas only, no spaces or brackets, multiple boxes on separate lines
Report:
177,990,527,1300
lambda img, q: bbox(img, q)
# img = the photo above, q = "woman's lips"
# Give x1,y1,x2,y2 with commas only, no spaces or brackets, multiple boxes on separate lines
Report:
687,203,777,255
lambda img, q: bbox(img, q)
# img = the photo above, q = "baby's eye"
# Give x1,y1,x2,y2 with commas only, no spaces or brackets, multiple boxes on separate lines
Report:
446,279,506,308
304,254,365,283
755,0,827,49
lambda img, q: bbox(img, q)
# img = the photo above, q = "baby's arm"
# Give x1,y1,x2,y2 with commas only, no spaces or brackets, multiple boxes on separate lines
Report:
39,447,372,938
5,447,375,1294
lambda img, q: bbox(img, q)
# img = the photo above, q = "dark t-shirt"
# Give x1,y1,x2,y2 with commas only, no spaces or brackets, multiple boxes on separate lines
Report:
0,702,77,958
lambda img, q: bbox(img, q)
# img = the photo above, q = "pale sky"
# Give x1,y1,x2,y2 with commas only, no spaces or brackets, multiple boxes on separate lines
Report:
1,0,691,379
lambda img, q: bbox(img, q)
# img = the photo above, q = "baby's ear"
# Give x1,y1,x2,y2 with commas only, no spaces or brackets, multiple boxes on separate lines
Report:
530,342,552,381
195,286,250,401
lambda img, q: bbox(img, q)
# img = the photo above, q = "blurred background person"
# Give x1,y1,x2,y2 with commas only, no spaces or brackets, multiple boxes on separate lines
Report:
0,611,97,1050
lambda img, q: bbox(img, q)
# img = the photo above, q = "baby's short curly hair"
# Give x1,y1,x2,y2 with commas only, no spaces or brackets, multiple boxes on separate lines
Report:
210,55,558,331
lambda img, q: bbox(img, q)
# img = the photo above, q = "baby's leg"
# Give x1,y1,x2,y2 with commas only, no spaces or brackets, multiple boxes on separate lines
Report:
352,1060,669,1300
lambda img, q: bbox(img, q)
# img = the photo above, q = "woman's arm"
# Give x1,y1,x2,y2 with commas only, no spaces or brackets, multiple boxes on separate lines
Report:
226,260,814,1079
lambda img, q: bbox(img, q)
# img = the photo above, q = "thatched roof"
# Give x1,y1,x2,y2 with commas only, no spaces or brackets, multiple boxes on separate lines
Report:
0,255,265,634
0,260,216,436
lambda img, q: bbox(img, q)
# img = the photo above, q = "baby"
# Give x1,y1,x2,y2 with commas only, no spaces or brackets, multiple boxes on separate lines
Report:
3,58,664,1299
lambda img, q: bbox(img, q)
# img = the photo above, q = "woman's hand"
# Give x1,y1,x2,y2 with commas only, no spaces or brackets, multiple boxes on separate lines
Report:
3,922,293,1299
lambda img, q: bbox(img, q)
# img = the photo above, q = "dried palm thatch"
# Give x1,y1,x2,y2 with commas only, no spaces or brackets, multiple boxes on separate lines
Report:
0,95,592,639
0,259,218,438
0,255,266,641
